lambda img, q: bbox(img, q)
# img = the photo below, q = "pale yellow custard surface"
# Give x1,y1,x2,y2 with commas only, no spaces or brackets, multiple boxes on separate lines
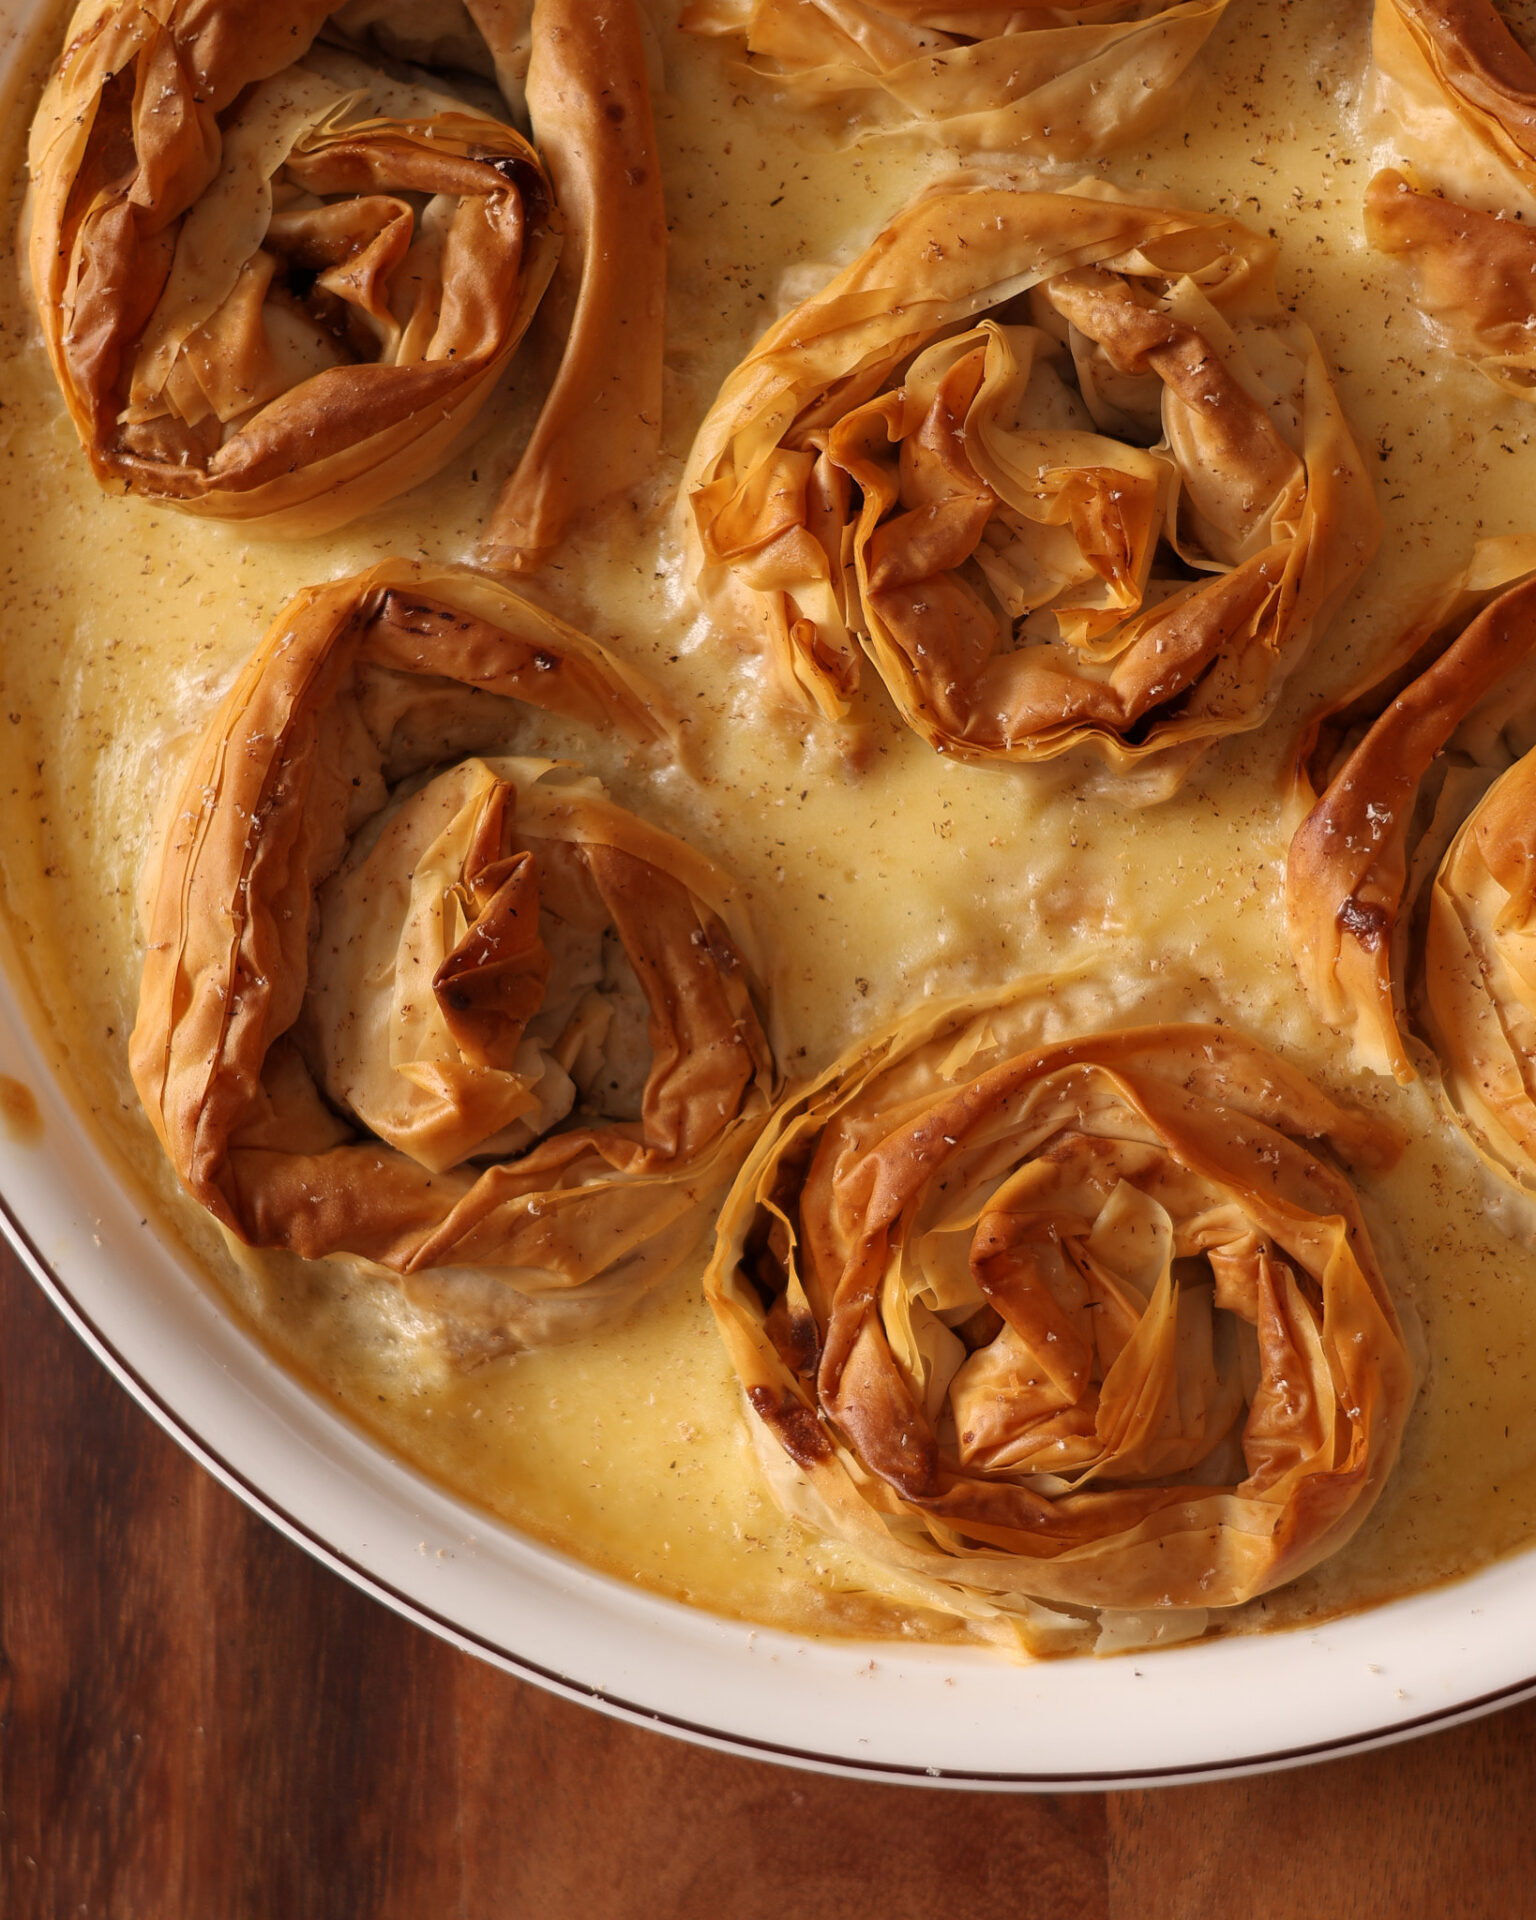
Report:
3,0,1536,1646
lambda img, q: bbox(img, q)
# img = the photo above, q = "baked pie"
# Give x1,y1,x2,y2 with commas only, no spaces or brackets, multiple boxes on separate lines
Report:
6,0,1524,1658
1366,0,1536,396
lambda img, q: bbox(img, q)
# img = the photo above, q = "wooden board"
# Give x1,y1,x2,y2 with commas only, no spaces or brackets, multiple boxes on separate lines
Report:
2,1240,1529,1920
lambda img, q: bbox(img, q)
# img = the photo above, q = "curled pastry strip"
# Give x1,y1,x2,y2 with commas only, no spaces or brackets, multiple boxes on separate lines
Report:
1286,537,1536,1190
1365,0,1536,394
131,561,776,1346
481,0,667,571
679,0,1228,157
684,178,1376,790
706,987,1412,1628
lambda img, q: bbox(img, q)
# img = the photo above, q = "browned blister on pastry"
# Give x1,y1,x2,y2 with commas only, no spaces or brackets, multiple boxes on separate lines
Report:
131,561,776,1348
706,984,1413,1637
679,0,1228,156
1365,0,1536,393
1285,536,1536,1191
683,178,1377,791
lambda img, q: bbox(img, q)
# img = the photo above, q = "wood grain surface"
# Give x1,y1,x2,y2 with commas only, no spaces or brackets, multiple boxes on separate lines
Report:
3,1239,1531,1920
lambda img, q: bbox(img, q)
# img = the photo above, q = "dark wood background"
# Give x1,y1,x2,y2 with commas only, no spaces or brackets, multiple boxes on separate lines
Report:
4,1240,1533,1920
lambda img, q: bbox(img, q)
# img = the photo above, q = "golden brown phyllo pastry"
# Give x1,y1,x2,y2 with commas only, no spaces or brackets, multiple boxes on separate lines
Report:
706,986,1413,1640
27,0,665,544
678,0,1228,156
480,0,667,572
1364,0,1536,394
1287,538,1536,1191
684,178,1377,789
131,562,776,1347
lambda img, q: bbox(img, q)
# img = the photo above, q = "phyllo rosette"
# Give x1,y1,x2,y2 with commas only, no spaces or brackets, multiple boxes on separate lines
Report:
679,0,1228,157
131,562,776,1348
684,178,1377,792
27,0,664,549
1364,0,1536,396
1287,537,1536,1193
705,984,1414,1647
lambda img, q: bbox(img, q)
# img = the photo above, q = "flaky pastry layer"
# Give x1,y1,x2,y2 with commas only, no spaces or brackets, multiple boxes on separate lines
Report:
1286,536,1536,1193
683,176,1377,790
680,0,1227,157
131,560,776,1346
1366,0,1536,395
706,983,1413,1626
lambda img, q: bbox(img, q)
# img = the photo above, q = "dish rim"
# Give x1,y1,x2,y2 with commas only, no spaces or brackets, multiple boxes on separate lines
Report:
8,976,1536,1791
17,1196,1536,1790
